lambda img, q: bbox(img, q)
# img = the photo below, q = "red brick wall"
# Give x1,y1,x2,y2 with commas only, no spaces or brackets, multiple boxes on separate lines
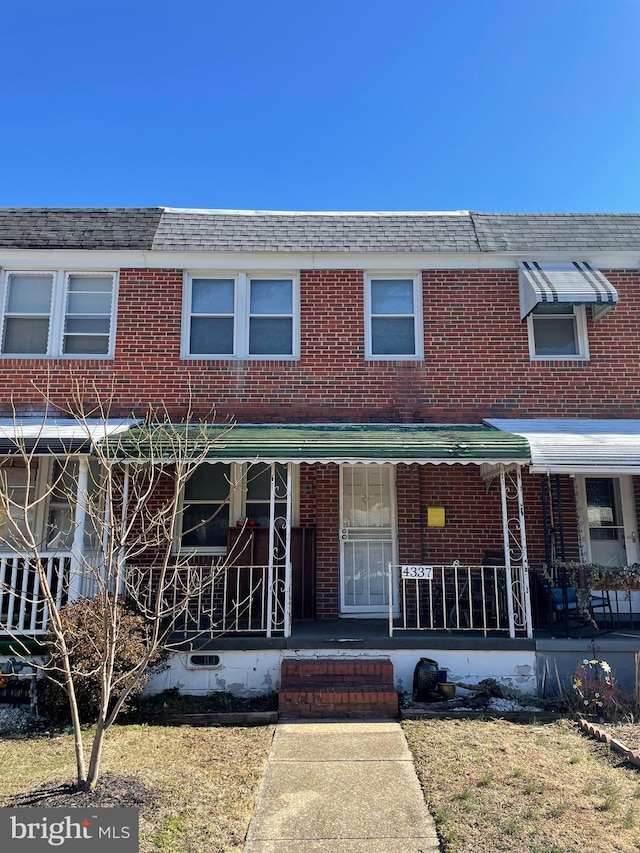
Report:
304,463,582,619
1,263,628,619
1,267,638,422
313,464,340,617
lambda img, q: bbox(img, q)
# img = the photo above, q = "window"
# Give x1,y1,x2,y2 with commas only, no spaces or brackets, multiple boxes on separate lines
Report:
181,464,231,551
187,654,221,668
527,303,589,360
179,462,295,552
0,462,38,547
365,274,423,359
184,273,298,358
245,463,288,528
0,271,116,357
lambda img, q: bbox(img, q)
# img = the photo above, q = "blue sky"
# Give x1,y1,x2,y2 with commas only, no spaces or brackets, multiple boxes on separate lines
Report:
1,1,639,212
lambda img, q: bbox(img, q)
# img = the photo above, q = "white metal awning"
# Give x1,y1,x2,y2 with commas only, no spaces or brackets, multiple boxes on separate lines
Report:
0,418,137,455
519,261,618,321
485,418,640,474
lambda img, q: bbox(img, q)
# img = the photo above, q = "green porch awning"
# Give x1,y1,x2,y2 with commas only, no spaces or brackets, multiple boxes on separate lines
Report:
99,423,530,466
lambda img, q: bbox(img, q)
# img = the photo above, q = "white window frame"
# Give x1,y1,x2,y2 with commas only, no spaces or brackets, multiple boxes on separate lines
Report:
178,462,299,555
182,272,300,360
0,270,117,359
364,273,423,360
0,457,87,552
526,303,589,361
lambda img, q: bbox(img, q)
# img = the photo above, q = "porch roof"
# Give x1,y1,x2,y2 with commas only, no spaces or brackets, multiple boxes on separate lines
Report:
102,422,530,465
485,418,640,473
0,418,137,455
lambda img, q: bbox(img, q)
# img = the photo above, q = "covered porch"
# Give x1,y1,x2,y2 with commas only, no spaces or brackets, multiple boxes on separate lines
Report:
3,420,640,653
0,422,536,645
117,422,536,642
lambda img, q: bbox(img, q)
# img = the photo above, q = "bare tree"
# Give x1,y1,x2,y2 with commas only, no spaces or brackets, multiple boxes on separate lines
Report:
0,379,239,791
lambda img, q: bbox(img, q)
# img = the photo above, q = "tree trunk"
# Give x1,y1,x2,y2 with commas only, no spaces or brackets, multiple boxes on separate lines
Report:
83,717,108,791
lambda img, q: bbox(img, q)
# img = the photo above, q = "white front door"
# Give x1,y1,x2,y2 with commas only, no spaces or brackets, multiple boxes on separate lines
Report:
340,464,397,615
577,475,639,566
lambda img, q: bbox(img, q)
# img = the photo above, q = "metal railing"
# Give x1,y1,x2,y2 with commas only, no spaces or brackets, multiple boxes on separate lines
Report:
0,553,71,635
390,562,514,637
148,563,288,638
0,554,289,640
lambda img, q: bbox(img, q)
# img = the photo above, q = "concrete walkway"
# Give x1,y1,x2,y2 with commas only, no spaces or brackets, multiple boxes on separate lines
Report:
243,719,441,853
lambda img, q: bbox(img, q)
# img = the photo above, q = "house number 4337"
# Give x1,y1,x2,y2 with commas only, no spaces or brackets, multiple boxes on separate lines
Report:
401,565,434,579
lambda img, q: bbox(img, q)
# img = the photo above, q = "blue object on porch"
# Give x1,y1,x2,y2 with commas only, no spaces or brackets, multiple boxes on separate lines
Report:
550,587,613,628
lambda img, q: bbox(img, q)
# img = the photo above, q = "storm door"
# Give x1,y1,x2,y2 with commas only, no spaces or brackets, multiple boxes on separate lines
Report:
578,476,639,567
339,464,397,615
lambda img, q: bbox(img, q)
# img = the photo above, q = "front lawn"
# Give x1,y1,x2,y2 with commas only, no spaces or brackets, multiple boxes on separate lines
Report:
404,718,640,853
0,724,274,853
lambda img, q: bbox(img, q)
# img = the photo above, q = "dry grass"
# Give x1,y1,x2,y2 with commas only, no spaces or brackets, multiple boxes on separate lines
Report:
0,724,275,853
404,718,640,853
606,723,640,751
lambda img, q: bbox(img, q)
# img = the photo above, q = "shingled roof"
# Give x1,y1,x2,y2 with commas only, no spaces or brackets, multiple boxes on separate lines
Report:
0,207,639,253
152,210,478,252
471,213,640,252
0,208,163,250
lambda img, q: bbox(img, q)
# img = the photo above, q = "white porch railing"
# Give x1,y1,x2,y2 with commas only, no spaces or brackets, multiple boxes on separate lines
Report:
150,564,289,638
0,553,71,635
390,562,530,637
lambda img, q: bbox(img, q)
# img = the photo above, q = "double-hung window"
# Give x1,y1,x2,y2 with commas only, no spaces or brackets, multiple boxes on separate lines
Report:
0,271,116,357
0,458,100,551
181,464,232,552
184,273,298,359
527,303,589,360
365,274,423,359
180,462,293,553
0,462,38,548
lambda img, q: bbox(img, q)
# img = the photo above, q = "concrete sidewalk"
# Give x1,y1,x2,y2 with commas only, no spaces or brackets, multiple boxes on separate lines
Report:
243,720,440,853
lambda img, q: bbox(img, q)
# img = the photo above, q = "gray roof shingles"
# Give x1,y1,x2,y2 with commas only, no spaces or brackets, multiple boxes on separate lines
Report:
0,208,163,250
0,208,638,253
152,211,479,252
471,213,640,252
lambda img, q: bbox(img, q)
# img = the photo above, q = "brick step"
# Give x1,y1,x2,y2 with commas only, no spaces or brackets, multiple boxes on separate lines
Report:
279,657,398,717
279,682,399,718
280,657,394,686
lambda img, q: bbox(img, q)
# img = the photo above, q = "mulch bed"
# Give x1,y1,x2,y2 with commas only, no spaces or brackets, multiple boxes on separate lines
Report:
7,772,161,812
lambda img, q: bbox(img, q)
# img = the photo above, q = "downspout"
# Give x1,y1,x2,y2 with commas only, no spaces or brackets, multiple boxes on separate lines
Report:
554,474,566,562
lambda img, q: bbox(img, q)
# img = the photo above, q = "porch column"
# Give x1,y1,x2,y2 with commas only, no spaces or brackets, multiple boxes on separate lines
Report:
266,464,275,638
284,462,293,638
499,464,533,639
68,456,88,602
117,463,130,596
265,461,293,638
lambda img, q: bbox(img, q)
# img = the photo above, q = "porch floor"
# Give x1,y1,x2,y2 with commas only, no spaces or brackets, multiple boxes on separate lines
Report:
175,619,534,651
171,617,640,652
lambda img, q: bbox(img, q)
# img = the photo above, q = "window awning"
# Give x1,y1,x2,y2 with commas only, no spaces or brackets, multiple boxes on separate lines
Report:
519,261,618,321
0,418,137,455
102,423,531,466
485,419,640,474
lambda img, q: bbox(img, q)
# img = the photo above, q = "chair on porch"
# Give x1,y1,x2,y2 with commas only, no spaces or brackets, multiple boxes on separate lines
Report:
549,586,614,630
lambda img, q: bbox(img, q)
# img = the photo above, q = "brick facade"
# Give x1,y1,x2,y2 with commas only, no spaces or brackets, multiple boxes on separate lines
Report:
1,267,638,422
0,260,635,620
